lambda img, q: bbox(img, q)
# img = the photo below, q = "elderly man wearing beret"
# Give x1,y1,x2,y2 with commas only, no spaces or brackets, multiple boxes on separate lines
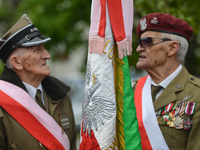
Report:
0,14,76,150
132,13,200,150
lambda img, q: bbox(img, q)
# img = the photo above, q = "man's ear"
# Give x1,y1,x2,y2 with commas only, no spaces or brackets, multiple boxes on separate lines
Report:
168,41,179,56
10,56,23,70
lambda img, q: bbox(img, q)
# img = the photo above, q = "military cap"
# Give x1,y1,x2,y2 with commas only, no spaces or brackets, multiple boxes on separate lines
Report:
0,14,51,63
136,13,193,41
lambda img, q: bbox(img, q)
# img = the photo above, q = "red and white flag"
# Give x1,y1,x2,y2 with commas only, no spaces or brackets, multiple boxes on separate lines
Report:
80,0,136,149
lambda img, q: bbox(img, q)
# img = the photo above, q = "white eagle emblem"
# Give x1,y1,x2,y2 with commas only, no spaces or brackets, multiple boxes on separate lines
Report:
140,18,147,31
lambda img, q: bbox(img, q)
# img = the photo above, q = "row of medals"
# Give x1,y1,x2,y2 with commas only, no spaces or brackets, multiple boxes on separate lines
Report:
156,95,194,130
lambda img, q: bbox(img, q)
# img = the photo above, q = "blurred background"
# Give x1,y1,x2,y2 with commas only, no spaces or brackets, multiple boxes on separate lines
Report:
1,0,200,148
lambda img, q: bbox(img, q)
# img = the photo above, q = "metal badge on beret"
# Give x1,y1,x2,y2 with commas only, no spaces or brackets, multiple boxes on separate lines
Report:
140,18,147,31
136,13,193,40
151,17,158,24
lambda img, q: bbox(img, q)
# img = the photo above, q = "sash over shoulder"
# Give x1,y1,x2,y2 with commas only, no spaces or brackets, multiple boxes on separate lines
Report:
0,80,70,150
134,76,169,150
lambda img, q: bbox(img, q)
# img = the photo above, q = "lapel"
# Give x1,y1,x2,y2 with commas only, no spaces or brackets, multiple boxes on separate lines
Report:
154,66,189,111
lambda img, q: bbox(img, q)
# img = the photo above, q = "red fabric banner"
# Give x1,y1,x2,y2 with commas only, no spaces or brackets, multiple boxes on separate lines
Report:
134,76,153,150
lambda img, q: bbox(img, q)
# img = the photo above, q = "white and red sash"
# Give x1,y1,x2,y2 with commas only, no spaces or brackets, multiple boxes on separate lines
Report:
134,76,169,150
0,80,70,150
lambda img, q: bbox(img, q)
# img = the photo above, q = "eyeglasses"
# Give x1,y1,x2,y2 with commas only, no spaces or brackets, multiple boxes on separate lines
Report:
137,37,172,48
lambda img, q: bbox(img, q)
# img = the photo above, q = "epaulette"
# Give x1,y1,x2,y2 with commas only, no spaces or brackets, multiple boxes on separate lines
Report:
188,74,200,88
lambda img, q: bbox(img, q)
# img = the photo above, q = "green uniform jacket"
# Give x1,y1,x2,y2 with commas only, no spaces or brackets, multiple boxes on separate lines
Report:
133,66,200,150
0,66,77,150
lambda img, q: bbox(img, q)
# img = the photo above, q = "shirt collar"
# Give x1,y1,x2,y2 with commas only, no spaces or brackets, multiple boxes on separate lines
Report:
22,82,43,101
151,64,182,88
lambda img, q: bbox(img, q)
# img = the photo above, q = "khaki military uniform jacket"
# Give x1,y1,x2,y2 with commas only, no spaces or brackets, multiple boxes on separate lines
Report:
0,66,77,150
133,66,200,150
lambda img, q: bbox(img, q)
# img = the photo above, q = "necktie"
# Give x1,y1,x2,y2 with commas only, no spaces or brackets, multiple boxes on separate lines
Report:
151,85,162,102
35,89,45,110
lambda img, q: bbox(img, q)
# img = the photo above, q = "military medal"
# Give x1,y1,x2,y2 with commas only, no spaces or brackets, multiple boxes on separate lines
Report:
185,102,196,116
168,122,174,127
157,116,164,125
169,112,174,118
156,95,195,130
183,101,196,130
174,105,181,116
162,114,170,123
179,102,186,116
175,95,192,116
161,102,174,116
184,118,193,130
172,101,178,111
172,116,184,129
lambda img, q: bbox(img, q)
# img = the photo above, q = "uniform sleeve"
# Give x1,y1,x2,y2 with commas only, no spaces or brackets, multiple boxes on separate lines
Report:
186,97,200,150
0,107,7,150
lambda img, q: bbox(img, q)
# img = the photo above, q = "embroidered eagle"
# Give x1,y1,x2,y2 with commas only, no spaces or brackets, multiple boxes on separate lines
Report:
81,61,116,136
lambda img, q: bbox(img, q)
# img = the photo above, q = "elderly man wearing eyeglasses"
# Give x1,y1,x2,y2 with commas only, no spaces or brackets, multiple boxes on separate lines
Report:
132,13,200,150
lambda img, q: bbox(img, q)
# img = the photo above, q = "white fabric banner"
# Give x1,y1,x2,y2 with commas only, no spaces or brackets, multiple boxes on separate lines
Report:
142,76,169,150
80,2,117,149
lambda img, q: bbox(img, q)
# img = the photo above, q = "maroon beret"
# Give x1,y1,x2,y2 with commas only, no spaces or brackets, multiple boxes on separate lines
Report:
136,13,193,41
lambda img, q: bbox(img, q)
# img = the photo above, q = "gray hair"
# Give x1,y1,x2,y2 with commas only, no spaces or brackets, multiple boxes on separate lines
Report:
5,48,25,69
161,33,188,63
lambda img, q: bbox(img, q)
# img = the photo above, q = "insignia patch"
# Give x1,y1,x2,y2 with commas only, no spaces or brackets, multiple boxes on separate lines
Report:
140,18,147,31
61,114,70,130
151,17,158,24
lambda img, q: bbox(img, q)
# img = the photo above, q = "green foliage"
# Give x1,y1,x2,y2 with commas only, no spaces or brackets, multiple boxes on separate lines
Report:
0,0,91,61
134,0,200,34
0,0,200,75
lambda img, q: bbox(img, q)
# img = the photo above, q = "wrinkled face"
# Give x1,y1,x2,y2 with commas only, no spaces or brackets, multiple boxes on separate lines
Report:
136,31,169,71
20,44,51,78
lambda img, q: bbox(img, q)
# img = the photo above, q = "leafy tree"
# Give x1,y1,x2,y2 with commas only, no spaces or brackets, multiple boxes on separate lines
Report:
0,0,200,76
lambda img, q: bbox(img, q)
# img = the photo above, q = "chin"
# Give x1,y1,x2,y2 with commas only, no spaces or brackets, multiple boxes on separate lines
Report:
46,70,51,76
136,62,142,69
42,69,51,77
136,63,146,70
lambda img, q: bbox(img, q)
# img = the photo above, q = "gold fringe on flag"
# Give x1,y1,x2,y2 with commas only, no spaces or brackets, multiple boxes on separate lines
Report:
115,45,126,150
